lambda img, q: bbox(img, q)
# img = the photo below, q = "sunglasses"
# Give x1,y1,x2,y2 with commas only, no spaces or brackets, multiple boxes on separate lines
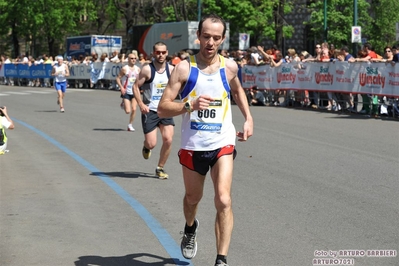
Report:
315,46,321,49
154,51,167,55
129,57,137,59
385,50,391,53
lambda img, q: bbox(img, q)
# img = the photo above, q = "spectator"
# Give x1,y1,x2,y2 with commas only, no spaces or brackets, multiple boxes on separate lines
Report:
171,51,182,66
257,47,286,105
393,47,399,62
109,50,119,63
235,49,244,61
352,48,378,115
329,43,336,59
299,50,313,62
247,46,262,65
298,51,312,106
385,46,394,61
302,44,323,108
90,52,99,62
391,45,397,56
287,48,300,62
320,42,330,62
302,44,322,62
270,44,279,60
351,42,377,62
185,49,194,55
317,43,338,110
337,46,356,112
43,55,53,87
337,46,353,61
247,85,266,106
1,55,13,86
220,49,229,58
139,53,146,65
0,106,15,155
97,53,110,89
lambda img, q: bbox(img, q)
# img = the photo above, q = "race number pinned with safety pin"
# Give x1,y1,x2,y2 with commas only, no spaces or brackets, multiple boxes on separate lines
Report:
190,99,224,132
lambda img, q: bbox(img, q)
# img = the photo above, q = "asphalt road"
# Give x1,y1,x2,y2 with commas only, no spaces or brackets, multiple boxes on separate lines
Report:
1,85,398,266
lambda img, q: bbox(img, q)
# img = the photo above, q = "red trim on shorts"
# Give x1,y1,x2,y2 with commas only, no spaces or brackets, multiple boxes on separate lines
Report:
216,145,235,159
178,149,195,171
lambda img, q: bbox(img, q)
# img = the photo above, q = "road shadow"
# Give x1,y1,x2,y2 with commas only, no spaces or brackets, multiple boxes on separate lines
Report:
91,171,157,179
93,128,126,131
326,114,399,122
35,110,59,113
74,253,190,266
271,106,399,122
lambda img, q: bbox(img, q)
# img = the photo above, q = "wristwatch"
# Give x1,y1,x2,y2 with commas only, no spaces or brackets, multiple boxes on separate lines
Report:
184,101,193,113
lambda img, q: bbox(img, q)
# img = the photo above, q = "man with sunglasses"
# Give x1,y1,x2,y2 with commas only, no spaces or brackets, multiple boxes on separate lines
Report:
116,53,140,132
133,42,175,179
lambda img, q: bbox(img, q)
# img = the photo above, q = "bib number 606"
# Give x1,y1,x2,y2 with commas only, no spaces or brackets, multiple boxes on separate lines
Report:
198,109,216,119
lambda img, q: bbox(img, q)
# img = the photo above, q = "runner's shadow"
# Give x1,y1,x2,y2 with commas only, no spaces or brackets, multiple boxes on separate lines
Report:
74,253,190,266
93,128,126,131
35,110,59,112
91,171,156,179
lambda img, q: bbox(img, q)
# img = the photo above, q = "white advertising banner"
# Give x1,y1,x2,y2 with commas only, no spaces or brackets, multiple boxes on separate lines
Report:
69,62,124,82
242,62,399,97
36,61,399,97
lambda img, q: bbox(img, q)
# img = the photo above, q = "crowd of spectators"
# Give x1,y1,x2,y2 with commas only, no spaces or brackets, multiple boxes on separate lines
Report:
228,42,399,117
0,50,154,89
1,42,398,117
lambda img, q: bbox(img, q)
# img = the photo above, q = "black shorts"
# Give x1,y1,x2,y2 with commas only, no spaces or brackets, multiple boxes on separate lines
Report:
178,145,237,176
121,93,134,100
141,110,174,134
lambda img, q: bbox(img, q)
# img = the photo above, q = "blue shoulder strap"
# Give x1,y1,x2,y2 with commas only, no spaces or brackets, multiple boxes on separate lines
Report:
145,61,171,84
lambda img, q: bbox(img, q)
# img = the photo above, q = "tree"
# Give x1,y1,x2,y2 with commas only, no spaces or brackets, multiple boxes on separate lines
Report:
162,0,294,47
306,0,372,50
0,0,97,57
368,0,399,53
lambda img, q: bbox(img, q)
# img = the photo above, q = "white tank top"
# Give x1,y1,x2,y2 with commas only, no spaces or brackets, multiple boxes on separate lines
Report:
179,55,236,150
147,66,169,112
121,65,139,95
54,64,67,83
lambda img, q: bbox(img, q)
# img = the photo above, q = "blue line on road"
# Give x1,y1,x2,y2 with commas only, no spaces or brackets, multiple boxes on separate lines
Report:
13,118,192,266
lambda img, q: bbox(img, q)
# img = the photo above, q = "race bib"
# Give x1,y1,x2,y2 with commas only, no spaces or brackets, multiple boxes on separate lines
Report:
190,99,224,132
151,82,167,100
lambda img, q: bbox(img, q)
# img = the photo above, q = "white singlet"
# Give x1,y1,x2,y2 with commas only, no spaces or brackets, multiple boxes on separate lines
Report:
179,55,236,151
143,63,170,112
54,64,67,83
121,65,139,95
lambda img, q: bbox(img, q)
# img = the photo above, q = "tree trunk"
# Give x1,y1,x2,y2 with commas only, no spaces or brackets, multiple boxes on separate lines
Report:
48,37,55,57
274,0,284,52
11,23,20,58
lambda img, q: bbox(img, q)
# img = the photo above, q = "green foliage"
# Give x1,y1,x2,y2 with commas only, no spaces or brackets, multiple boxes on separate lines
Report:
200,0,280,43
0,0,99,56
306,0,372,48
368,0,399,53
1,0,398,56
